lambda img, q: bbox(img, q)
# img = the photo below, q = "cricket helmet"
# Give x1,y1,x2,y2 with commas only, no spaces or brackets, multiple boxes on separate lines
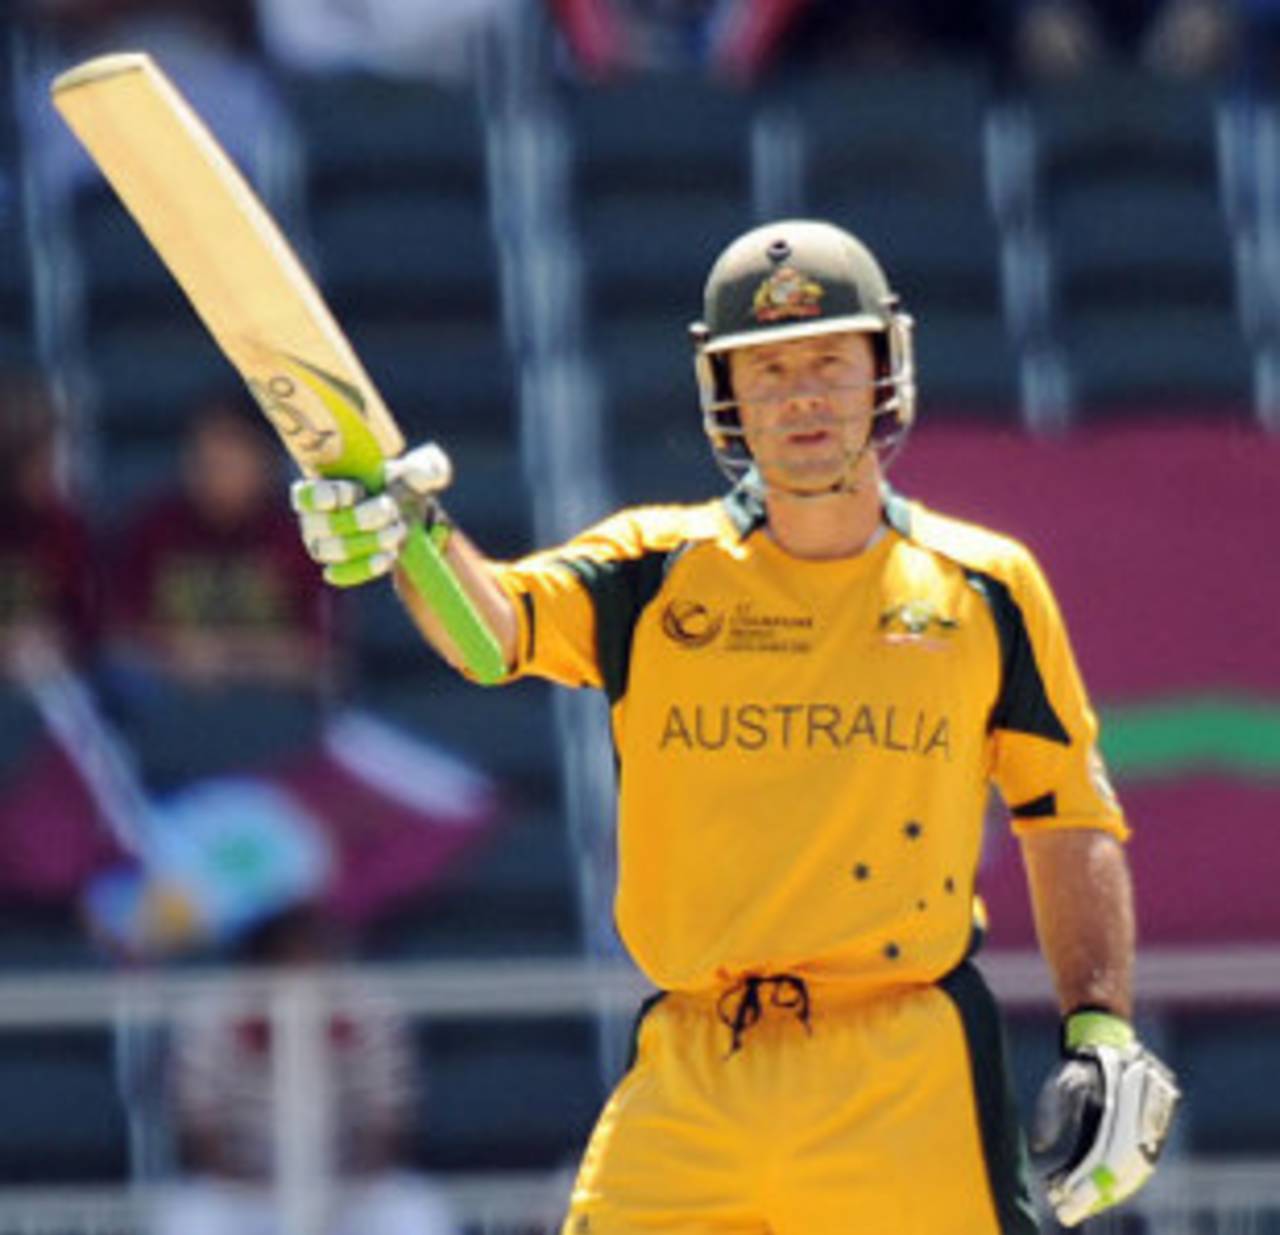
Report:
690,219,916,488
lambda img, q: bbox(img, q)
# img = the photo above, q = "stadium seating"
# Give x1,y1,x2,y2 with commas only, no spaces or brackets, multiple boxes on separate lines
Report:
0,48,34,368
1026,70,1250,414
791,62,1019,416
282,69,573,998
0,205,33,370
0,1030,128,1184
1172,1010,1280,1155
361,803,579,962
417,1016,600,1171
562,73,757,503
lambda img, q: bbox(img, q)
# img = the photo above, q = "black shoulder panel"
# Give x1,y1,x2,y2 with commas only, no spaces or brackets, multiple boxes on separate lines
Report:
965,568,1070,745
1010,791,1058,819
560,550,675,704
515,591,536,663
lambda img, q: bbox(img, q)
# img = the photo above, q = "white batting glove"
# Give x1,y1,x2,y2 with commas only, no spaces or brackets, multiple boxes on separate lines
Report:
291,441,452,587
1032,1010,1181,1227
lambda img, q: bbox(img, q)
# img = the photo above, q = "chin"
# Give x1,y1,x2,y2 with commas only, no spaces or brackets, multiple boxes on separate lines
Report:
762,467,852,496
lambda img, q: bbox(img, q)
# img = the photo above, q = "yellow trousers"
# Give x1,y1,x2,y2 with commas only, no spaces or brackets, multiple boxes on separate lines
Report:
562,962,1039,1235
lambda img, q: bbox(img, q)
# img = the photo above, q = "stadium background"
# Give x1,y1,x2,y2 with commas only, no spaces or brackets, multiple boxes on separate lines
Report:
0,0,1278,1231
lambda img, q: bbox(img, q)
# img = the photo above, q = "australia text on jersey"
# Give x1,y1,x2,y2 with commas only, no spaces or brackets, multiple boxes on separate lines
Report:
657,700,953,757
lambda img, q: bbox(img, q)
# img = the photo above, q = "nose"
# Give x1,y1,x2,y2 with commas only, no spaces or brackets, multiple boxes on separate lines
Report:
780,380,830,416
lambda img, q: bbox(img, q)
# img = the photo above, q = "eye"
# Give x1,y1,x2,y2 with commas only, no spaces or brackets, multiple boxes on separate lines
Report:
744,360,786,386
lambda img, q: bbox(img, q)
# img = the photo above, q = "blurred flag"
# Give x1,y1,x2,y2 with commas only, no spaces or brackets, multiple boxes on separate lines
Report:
269,709,501,927
80,706,500,955
898,422,1280,947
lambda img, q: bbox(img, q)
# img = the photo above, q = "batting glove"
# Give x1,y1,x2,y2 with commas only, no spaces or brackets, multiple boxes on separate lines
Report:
292,441,452,587
1031,1010,1181,1228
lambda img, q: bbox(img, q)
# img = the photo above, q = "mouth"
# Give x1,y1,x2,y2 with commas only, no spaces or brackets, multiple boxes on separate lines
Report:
783,427,835,448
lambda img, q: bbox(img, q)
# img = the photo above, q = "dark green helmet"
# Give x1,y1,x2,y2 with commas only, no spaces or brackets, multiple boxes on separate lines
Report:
690,219,916,487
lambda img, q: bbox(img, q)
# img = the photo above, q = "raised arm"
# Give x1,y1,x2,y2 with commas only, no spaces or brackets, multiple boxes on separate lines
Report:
292,441,518,678
392,527,518,676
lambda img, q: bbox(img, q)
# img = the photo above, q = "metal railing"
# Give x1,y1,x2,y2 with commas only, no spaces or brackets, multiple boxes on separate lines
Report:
4,945,1280,1029
0,949,1278,1234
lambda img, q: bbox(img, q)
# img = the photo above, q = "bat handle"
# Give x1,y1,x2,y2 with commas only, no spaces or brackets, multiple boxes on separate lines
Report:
397,521,507,684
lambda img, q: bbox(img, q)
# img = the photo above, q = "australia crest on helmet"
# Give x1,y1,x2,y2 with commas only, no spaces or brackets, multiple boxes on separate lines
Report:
752,266,824,323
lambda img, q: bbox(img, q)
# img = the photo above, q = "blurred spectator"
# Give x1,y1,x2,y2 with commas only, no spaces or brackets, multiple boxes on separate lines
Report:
0,375,124,910
84,795,456,1235
20,0,258,51
24,0,285,206
162,906,458,1233
106,391,332,697
766,0,996,74
549,0,813,80
548,0,992,81
93,389,499,916
157,908,457,1235
1233,0,1280,95
0,372,96,673
256,0,519,81
998,0,1235,83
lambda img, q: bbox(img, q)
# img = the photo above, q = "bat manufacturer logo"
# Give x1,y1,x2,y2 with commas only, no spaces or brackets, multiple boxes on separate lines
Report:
250,372,340,464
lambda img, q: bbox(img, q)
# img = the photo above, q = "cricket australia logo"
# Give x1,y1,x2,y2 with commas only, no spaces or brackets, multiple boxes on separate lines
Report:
660,600,724,649
752,266,824,322
879,600,959,648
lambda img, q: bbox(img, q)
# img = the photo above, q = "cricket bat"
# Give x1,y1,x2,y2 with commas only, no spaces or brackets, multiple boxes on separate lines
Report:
51,51,506,683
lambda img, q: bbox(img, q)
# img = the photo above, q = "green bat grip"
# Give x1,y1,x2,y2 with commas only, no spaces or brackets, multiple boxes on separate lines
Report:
271,355,508,685
398,519,507,685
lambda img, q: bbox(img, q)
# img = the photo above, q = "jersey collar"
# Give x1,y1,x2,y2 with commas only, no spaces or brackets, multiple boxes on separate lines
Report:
722,479,768,539
723,478,914,542
881,482,913,538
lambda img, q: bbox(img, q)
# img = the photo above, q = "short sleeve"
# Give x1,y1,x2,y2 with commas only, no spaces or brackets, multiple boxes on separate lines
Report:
492,549,603,688
988,546,1129,841
490,509,664,690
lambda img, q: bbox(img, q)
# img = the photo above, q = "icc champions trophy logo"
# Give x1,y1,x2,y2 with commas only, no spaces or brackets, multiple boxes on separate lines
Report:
661,600,725,649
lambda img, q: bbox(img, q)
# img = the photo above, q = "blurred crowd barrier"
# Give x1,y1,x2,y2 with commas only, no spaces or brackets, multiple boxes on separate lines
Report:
0,956,1276,1235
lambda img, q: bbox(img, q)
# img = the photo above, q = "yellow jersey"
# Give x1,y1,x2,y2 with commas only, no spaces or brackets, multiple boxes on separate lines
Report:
492,486,1126,995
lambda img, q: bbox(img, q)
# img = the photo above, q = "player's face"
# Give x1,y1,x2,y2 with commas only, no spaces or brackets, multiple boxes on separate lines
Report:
728,331,878,494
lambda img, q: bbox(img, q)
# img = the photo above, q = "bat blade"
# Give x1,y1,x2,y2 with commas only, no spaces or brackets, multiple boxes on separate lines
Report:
51,51,397,488
51,52,508,683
